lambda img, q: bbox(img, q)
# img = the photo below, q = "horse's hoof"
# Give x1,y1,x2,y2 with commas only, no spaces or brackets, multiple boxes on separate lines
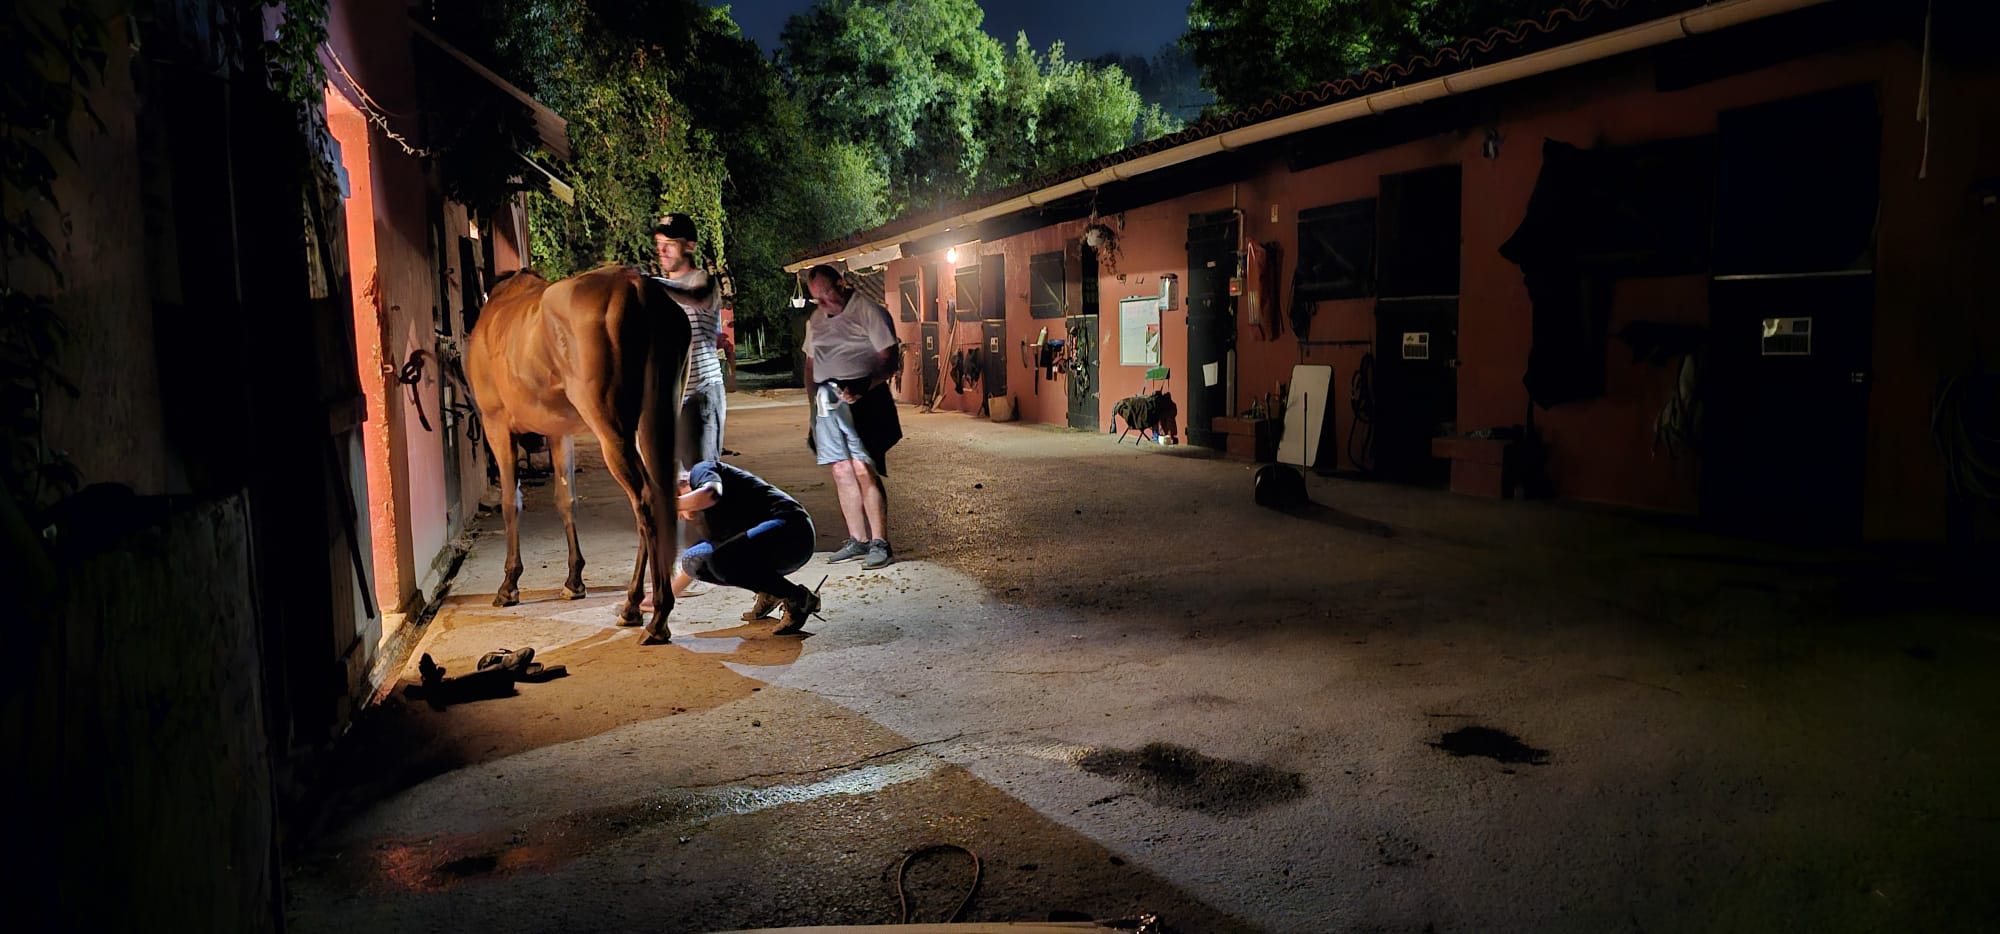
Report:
561,585,587,601
641,621,672,645
616,607,643,627
493,592,520,608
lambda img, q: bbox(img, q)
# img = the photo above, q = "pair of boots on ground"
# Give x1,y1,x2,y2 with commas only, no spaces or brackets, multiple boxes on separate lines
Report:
826,537,893,569
646,571,821,635
741,588,820,635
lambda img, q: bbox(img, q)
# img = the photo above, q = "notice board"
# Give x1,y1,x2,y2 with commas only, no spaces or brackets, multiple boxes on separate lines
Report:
1118,296,1160,366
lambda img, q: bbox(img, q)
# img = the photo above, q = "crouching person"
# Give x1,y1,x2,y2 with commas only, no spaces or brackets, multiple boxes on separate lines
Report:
646,460,821,643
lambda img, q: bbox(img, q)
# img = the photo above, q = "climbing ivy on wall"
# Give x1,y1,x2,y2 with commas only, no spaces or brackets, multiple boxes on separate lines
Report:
480,0,728,281
2,2,111,516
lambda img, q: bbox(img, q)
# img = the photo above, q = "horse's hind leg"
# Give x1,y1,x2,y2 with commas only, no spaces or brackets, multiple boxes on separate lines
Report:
554,434,587,599
583,417,650,627
493,429,525,607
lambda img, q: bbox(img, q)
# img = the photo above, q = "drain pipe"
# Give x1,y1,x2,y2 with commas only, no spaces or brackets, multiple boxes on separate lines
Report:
786,0,1831,273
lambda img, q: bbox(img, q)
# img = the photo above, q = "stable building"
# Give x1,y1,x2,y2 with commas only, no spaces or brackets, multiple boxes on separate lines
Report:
787,0,1999,543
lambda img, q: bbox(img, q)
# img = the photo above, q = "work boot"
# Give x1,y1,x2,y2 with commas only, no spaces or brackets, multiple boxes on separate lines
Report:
772,591,821,635
863,539,893,569
826,538,868,563
741,591,780,622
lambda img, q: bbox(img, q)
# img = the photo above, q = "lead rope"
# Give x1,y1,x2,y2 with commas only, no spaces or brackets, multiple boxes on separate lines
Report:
895,843,981,924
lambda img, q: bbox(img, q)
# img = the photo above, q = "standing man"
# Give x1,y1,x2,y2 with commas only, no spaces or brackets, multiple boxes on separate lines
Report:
802,264,901,569
653,213,726,468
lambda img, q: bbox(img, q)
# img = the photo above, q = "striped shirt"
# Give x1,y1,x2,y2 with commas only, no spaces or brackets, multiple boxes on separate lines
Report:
663,269,724,396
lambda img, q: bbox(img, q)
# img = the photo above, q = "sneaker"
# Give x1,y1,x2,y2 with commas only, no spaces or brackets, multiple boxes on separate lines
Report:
673,559,713,597
772,592,821,635
863,539,893,569
826,538,869,563
740,592,780,622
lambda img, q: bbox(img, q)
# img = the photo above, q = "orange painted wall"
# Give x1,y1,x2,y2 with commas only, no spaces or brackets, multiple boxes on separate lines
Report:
327,92,405,617
888,248,1000,418
997,220,1092,427
885,256,927,406
1861,49,2000,539
883,42,1996,540
330,0,453,608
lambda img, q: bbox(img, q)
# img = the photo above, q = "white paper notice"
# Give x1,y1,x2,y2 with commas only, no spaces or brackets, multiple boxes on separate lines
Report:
1202,361,1220,387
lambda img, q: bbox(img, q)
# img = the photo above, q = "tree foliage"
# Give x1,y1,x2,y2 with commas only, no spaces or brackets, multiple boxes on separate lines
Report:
779,0,1005,212
473,0,729,280
1183,0,1555,112
1089,43,1213,125
447,0,1184,348
780,0,1175,215
982,35,1174,189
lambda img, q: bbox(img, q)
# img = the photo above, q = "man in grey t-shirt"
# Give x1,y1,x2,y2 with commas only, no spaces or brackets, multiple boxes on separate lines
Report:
802,264,900,568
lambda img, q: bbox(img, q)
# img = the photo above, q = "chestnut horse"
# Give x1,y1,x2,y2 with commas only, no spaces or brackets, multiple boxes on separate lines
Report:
465,265,692,643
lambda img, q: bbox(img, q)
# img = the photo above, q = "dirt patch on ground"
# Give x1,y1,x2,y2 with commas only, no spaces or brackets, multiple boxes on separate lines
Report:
313,597,807,828
1429,726,1551,766
1077,742,1307,816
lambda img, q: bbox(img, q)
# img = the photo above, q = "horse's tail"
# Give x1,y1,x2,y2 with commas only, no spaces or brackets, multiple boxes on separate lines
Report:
633,272,692,619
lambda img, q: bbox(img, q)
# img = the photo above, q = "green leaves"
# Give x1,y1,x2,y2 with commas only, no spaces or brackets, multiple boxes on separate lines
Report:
1,0,120,513
479,0,729,280
780,1,1170,213
465,2,1186,349
781,0,1004,212
1183,0,1553,112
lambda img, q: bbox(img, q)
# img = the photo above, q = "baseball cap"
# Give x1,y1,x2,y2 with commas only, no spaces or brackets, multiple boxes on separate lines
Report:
652,213,697,242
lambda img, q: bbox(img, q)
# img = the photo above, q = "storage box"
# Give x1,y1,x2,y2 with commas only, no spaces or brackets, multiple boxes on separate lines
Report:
1432,437,1513,498
1212,416,1277,462
988,396,1018,422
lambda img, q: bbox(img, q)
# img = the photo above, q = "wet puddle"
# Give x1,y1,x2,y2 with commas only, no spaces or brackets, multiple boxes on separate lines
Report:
1076,742,1306,815
1429,726,1550,765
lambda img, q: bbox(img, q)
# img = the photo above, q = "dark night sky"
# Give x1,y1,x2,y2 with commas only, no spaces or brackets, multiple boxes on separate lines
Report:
717,0,1191,60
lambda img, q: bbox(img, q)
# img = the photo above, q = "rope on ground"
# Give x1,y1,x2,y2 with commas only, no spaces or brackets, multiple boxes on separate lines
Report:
895,843,981,925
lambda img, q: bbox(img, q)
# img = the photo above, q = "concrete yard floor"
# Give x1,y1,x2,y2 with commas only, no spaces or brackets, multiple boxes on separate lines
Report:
287,390,1999,934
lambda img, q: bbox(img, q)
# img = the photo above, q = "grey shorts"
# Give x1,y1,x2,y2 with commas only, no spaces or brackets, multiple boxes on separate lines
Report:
811,383,873,468
679,380,725,470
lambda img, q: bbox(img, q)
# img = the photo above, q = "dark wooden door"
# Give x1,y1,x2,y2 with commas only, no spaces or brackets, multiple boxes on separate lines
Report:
1065,315,1099,430
1372,299,1458,483
983,318,1007,401
1702,85,1879,539
1705,276,1875,538
1185,210,1239,449
1372,163,1461,483
920,322,940,405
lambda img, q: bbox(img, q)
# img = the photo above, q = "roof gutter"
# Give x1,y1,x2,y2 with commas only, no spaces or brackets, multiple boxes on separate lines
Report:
786,0,1829,273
